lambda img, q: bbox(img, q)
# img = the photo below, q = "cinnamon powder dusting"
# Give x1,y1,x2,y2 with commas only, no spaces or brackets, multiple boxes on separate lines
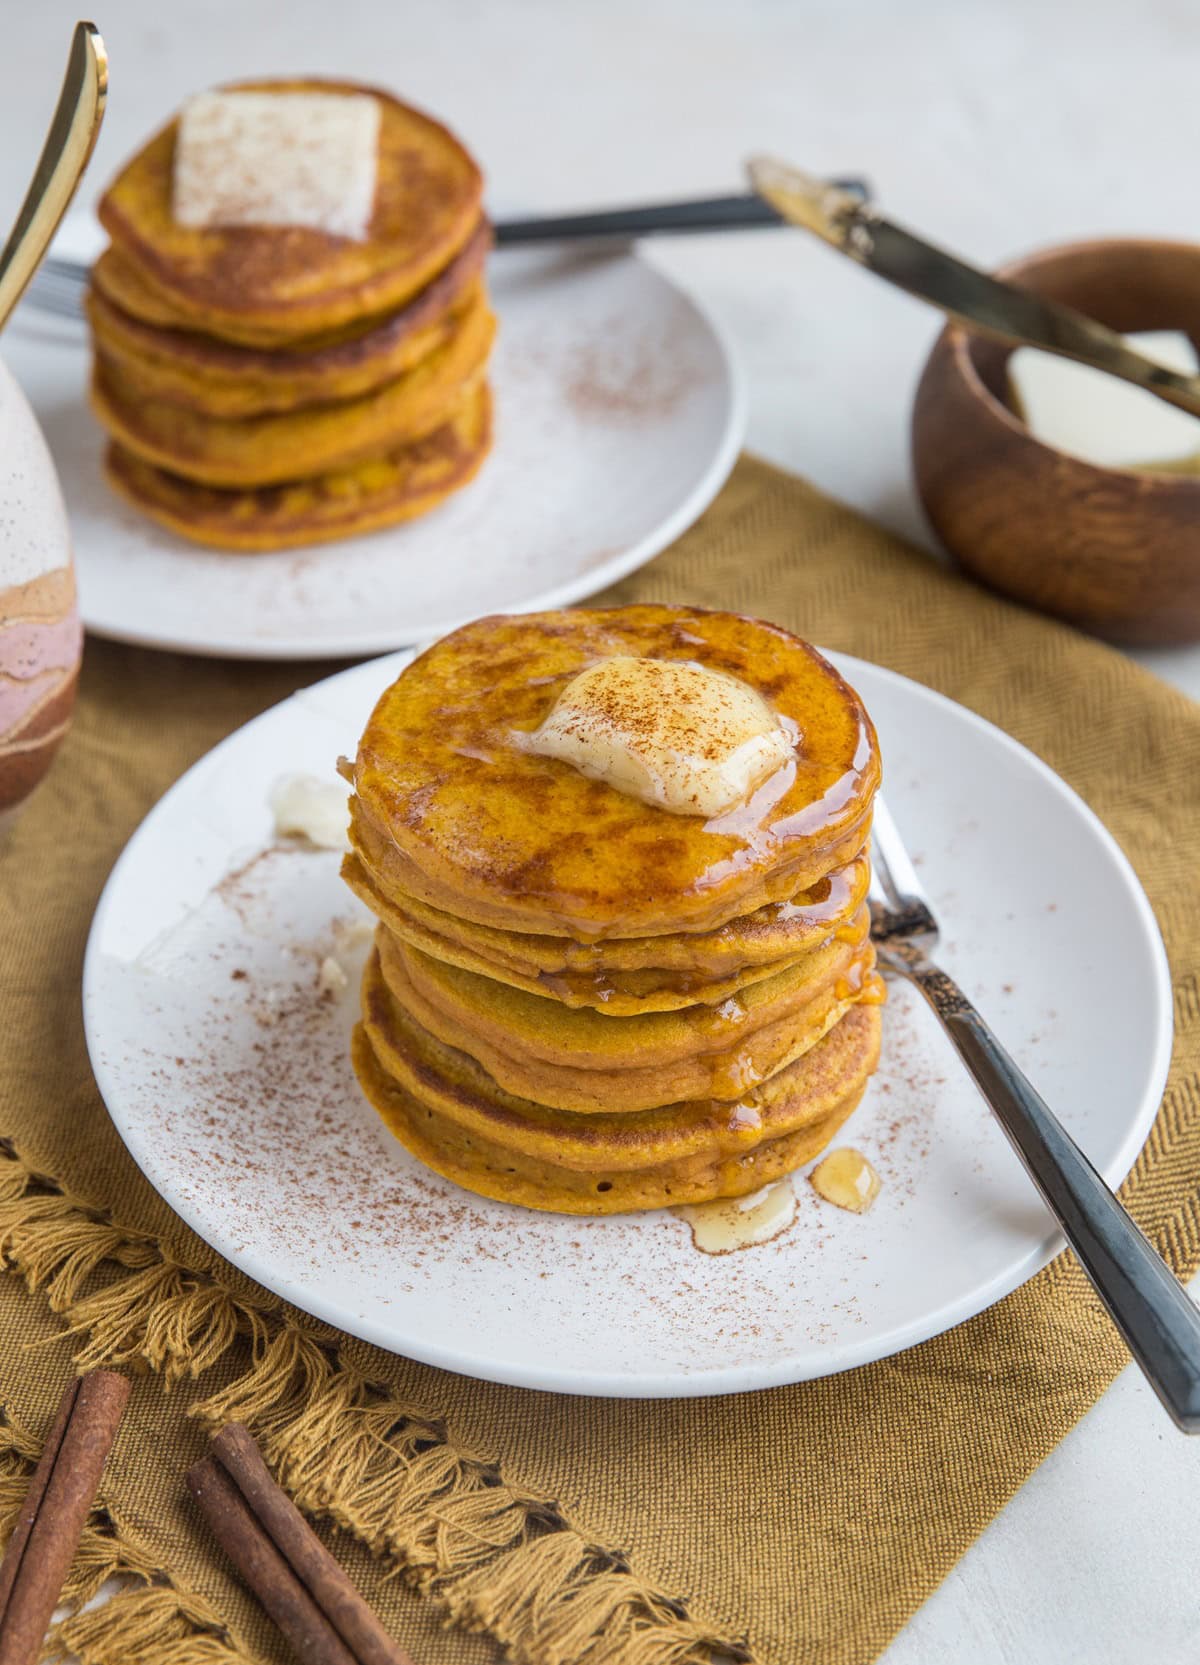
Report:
89,836,1011,1380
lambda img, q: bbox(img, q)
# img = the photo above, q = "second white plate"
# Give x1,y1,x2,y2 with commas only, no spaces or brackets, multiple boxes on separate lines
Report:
8,245,742,659
82,650,1173,1396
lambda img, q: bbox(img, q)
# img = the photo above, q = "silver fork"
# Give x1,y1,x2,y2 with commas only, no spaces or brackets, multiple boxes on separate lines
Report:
869,794,1200,1432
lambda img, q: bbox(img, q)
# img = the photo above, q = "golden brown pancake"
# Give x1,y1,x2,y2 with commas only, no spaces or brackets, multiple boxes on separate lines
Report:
341,815,865,985
362,948,882,1174
344,818,872,1013
85,229,490,417
98,79,484,346
351,1015,878,1214
351,608,881,940
91,246,222,332
103,380,492,552
376,924,880,1114
345,606,885,1213
90,299,495,487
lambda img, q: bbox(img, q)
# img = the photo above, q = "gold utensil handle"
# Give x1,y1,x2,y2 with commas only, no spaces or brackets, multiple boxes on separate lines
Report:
0,21,107,331
749,154,1200,423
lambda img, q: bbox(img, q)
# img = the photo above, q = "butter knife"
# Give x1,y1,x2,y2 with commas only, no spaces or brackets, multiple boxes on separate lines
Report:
748,155,1200,422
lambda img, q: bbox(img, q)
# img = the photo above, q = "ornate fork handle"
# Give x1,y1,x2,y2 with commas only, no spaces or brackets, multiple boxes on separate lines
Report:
878,943,1200,1432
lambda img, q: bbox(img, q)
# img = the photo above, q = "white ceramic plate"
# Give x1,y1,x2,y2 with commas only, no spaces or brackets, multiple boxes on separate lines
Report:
7,240,742,660
83,650,1172,1397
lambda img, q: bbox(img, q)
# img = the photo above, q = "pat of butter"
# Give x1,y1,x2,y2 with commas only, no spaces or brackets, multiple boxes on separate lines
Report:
1008,330,1200,469
269,773,350,849
523,656,793,818
172,89,381,239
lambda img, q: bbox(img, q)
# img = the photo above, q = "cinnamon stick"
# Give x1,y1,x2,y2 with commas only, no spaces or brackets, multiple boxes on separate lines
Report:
0,1378,80,1624
191,1425,414,1665
189,1457,358,1665
0,1369,131,1665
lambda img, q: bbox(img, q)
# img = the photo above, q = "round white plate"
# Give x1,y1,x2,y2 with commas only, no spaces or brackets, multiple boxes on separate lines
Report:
83,650,1172,1397
7,243,742,660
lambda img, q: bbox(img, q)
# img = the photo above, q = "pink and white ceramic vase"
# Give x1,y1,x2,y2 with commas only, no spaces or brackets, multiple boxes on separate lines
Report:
0,355,81,826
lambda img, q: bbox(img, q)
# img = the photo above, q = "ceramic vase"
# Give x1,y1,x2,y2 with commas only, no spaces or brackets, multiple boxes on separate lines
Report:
0,354,81,828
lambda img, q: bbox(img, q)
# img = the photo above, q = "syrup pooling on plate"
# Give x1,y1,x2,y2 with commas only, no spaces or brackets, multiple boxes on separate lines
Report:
810,1148,881,1213
673,1180,798,1253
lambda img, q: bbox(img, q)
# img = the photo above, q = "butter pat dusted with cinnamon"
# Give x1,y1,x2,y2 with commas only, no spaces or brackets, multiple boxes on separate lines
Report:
172,89,381,239
524,656,793,817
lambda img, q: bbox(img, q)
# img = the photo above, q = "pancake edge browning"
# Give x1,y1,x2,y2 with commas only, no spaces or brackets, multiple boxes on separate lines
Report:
361,949,883,1173
102,379,493,552
377,924,881,1114
90,300,496,487
86,244,489,417
351,1013,879,1214
344,809,872,977
344,847,873,1014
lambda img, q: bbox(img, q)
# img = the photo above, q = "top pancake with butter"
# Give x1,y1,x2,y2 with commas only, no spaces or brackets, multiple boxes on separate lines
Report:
98,79,484,346
352,607,880,938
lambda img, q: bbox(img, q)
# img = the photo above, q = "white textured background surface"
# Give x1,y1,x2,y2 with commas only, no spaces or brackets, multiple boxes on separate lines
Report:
7,2,1200,1660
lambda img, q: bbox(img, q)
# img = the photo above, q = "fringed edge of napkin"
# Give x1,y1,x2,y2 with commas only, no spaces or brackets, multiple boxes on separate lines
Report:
0,1409,240,1665
0,1139,749,1665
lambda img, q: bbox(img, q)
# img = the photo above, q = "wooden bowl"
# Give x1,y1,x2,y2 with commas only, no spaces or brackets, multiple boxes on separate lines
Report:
912,238,1200,645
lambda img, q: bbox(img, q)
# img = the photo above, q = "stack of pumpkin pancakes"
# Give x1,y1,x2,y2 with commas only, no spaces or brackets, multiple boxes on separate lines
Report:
343,606,885,1215
86,79,495,551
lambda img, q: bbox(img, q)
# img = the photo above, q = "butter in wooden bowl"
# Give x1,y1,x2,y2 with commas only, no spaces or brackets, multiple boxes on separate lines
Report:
913,237,1200,646
1008,329,1200,472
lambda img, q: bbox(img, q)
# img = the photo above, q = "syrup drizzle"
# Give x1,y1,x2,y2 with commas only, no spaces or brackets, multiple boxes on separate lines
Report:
672,1179,797,1253
809,1148,881,1213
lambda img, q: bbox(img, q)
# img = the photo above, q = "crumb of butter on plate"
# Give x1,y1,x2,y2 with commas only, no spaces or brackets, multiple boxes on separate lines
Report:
317,955,350,999
269,773,350,850
1008,329,1200,471
172,89,381,239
